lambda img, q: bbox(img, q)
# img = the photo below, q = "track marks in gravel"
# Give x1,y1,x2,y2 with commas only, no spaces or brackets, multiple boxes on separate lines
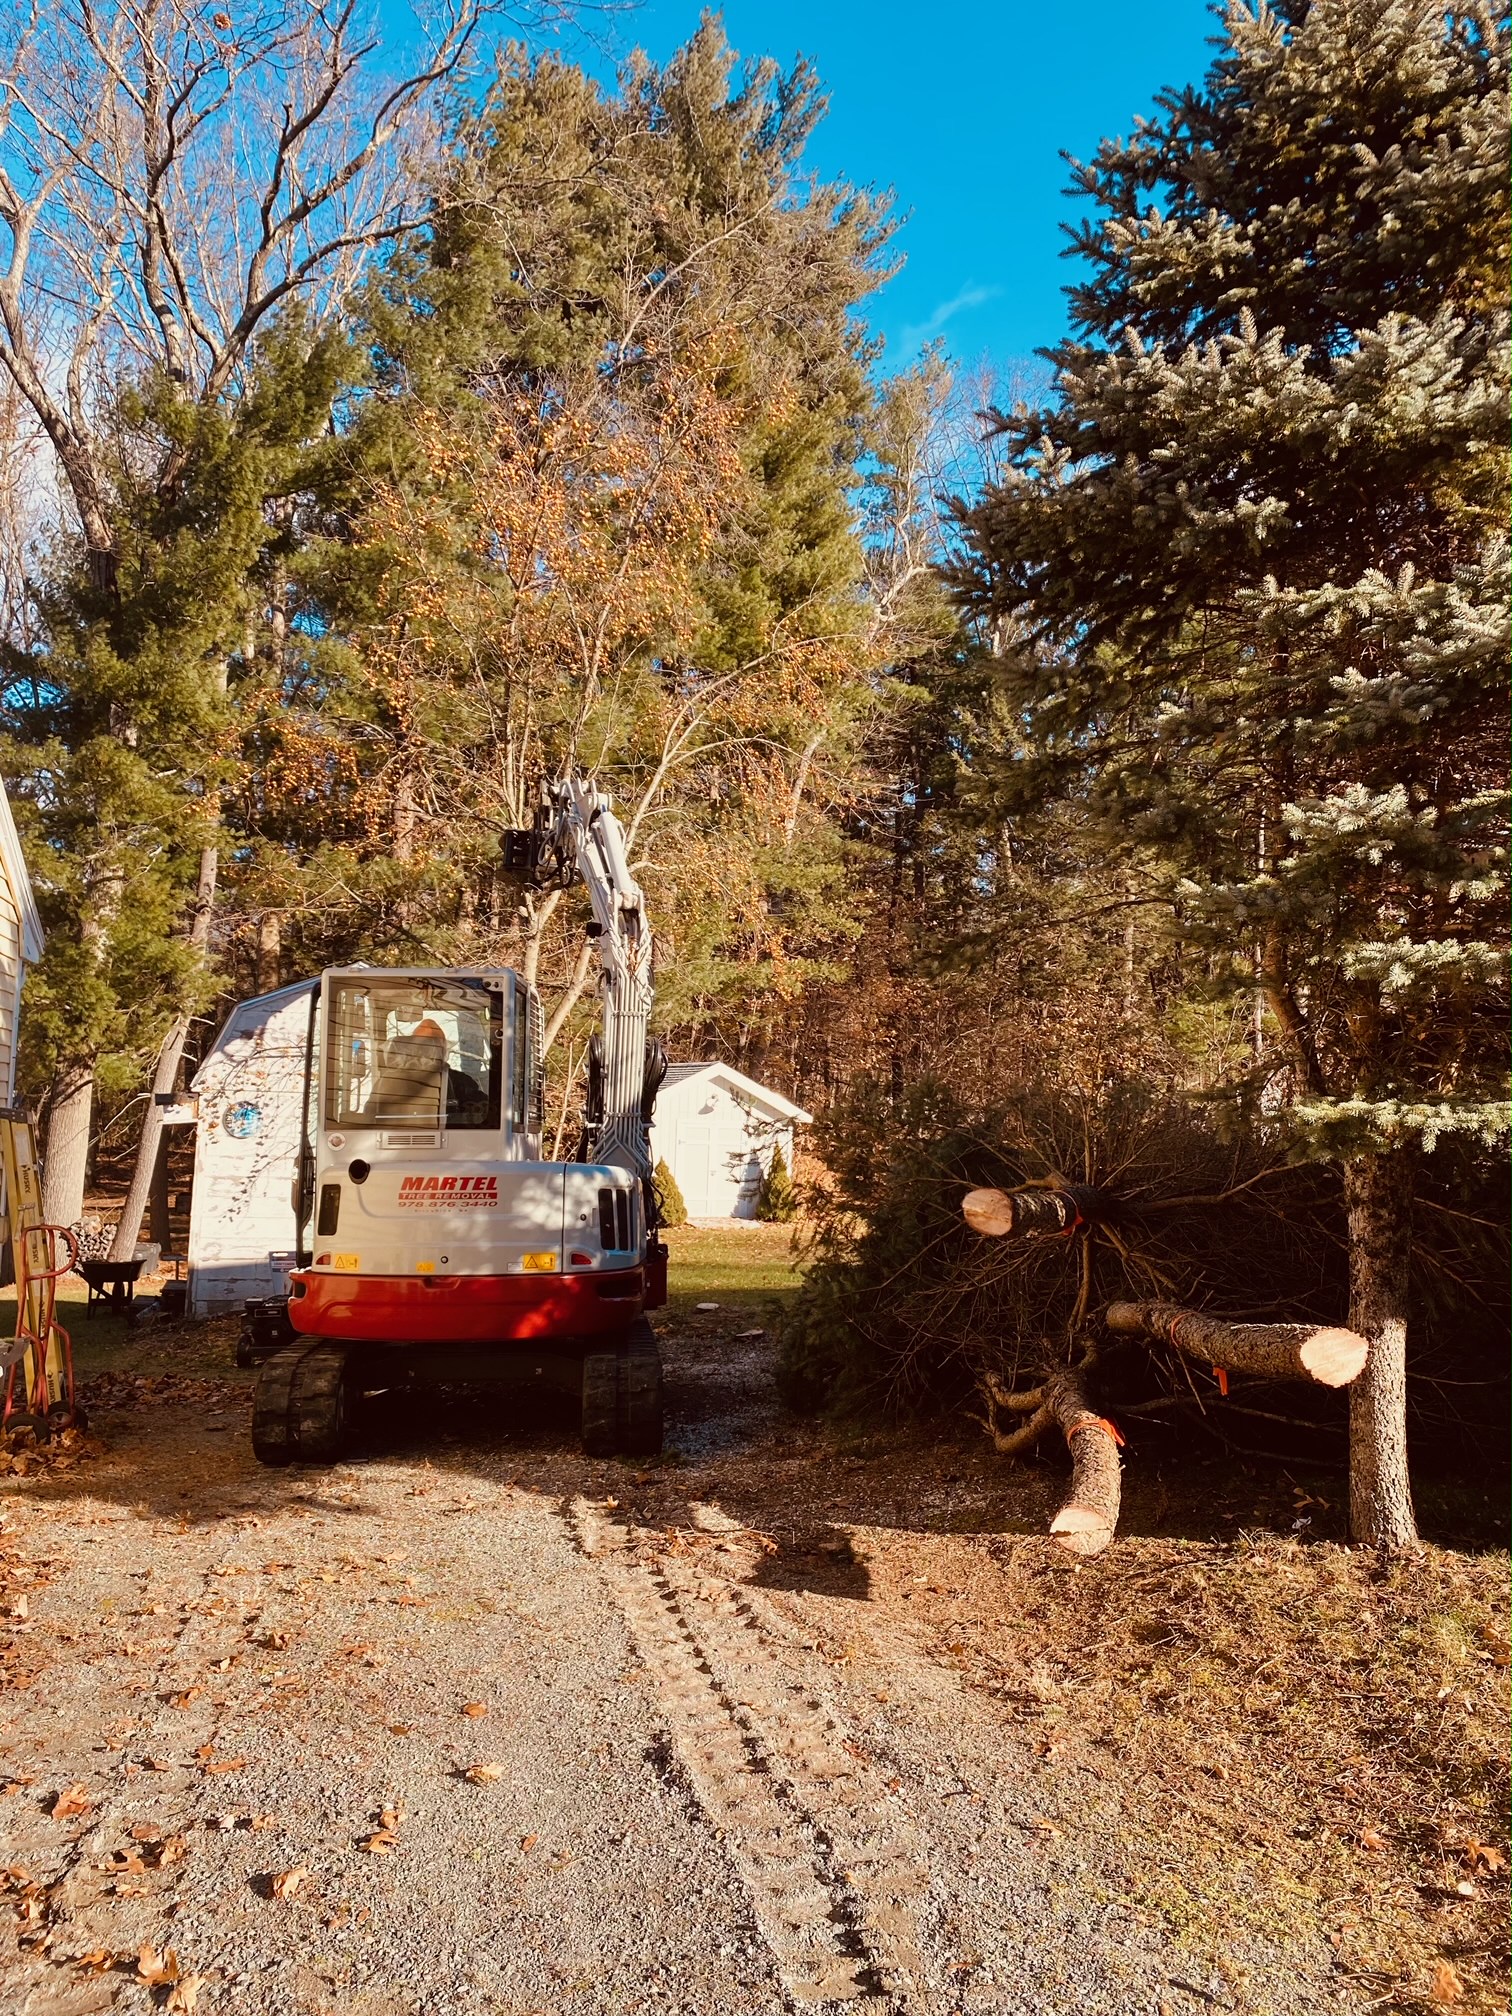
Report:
572,1497,933,2014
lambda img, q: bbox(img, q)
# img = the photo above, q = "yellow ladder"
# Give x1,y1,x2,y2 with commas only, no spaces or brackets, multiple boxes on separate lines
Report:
0,1107,78,1432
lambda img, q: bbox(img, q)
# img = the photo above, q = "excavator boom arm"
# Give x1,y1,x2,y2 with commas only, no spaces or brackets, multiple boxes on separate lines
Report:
505,778,655,1181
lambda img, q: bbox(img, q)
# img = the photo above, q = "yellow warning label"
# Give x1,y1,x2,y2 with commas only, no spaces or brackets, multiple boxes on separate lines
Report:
520,1251,558,1273
332,1254,360,1272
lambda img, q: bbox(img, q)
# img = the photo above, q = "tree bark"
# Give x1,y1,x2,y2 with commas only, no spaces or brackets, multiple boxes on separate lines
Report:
963,1185,1106,1237
977,1363,1122,1556
1104,1300,1369,1387
1043,1368,1123,1559
109,846,218,1261
1342,1150,1419,1549
543,936,596,1058
40,1061,94,1227
149,1131,173,1250
255,910,282,995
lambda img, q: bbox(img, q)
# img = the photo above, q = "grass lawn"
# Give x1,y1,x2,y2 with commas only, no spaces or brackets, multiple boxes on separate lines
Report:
0,1277,244,1389
662,1221,807,1322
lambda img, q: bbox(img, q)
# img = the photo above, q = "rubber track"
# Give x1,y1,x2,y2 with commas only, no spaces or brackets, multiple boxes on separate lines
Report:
251,1341,347,1465
619,1320,663,1456
581,1320,663,1457
250,1343,312,1465
290,1342,348,1460
573,1498,931,2011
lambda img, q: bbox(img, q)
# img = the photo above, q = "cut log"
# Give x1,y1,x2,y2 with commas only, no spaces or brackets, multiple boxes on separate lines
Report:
976,1364,1123,1558
1042,1369,1122,1560
962,1185,1104,1238
1104,1301,1368,1388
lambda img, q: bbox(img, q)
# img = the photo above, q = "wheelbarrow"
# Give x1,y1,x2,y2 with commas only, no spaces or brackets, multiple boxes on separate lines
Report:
76,1243,161,1317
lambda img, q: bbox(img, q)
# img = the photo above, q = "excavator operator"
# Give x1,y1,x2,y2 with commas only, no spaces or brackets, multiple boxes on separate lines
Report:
371,1017,488,1128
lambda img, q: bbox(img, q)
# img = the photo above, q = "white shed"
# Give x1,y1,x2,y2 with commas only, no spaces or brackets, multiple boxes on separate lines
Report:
0,782,45,1103
650,1063,811,1220
175,978,316,1316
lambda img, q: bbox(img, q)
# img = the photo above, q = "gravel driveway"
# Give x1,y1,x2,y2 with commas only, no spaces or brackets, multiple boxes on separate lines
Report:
0,1319,1364,2016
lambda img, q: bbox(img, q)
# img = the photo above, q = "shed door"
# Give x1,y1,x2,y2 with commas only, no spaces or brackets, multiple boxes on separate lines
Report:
672,1124,713,1216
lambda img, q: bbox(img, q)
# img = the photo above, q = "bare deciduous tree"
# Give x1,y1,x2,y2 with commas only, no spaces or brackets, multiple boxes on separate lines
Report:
0,0,566,1232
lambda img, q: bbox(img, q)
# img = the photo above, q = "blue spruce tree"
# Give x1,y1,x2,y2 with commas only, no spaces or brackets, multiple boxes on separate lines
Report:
949,0,1508,1545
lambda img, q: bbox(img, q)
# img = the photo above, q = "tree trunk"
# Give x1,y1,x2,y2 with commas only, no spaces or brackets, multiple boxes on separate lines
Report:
1043,1369,1122,1559
1105,1300,1369,1386
149,1130,172,1249
40,1061,94,1227
255,910,282,995
109,845,218,1262
1343,1149,1418,1549
963,1185,1107,1237
977,1363,1122,1557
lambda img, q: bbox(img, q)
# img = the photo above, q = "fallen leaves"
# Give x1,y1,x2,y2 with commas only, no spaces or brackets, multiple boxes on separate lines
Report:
137,1944,183,1986
1462,1838,1507,1874
463,1763,503,1785
460,1701,488,1719
358,1803,406,1854
48,1783,91,1819
194,1744,247,1775
1430,1958,1466,2004
132,1826,188,1869
269,1865,310,1899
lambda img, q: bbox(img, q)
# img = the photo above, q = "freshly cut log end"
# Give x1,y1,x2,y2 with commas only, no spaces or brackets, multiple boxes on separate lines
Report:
962,1187,1017,1237
1044,1371,1122,1560
1049,1503,1116,1559
1105,1300,1370,1388
1297,1327,1370,1388
976,1360,1123,1554
962,1186,1083,1238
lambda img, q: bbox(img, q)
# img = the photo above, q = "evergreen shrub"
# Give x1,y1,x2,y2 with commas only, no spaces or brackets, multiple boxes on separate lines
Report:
755,1141,799,1223
654,1157,688,1229
775,1077,1508,1466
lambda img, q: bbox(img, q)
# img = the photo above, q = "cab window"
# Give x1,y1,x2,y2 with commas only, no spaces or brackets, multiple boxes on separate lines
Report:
324,978,503,1131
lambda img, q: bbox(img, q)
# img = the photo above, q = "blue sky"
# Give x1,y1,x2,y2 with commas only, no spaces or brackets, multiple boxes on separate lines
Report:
547,0,1224,380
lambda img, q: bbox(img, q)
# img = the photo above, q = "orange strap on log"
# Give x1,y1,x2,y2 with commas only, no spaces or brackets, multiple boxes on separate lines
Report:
1067,1415,1124,1449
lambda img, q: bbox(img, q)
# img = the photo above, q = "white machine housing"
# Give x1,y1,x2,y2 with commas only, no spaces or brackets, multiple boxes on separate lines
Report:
304,965,640,1286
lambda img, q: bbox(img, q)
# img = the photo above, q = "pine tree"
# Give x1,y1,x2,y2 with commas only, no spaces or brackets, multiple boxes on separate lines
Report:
4,325,355,1227
949,1,1509,1546
654,1158,689,1230
290,25,897,1078
756,1141,799,1223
